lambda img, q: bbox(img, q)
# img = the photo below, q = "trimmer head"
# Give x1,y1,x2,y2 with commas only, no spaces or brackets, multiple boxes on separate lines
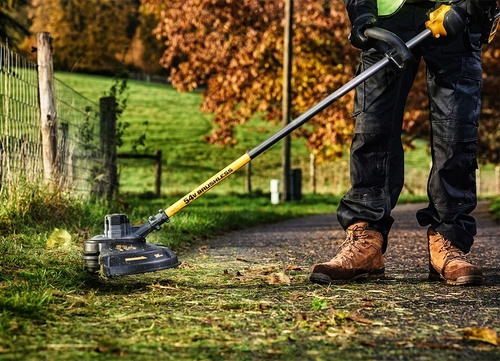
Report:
82,212,180,276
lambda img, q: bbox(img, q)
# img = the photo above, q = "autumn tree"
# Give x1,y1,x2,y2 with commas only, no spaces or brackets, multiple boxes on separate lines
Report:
28,0,141,73
146,0,500,163
127,6,166,75
144,0,357,161
0,0,30,48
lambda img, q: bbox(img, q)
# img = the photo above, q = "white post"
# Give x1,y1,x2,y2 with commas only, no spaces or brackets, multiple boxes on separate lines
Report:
270,179,280,205
476,167,481,197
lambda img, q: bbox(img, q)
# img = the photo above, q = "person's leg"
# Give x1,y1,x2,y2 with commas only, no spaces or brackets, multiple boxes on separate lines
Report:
416,21,483,285
311,56,416,283
337,5,424,249
416,26,483,253
310,5,425,284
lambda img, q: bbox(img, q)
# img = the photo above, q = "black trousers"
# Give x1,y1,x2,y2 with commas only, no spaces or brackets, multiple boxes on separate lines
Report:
337,2,483,253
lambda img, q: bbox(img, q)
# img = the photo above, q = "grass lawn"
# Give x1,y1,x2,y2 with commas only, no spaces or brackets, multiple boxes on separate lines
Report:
55,72,314,196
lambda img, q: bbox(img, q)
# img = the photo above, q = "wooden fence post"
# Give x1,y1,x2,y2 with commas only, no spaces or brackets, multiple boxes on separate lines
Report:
99,96,118,199
59,122,71,189
37,32,58,184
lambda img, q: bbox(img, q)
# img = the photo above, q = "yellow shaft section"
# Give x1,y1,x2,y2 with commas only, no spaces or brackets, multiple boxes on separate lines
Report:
165,153,252,218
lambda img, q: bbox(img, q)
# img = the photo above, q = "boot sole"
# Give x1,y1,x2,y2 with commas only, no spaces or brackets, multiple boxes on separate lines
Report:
310,269,385,285
428,272,483,286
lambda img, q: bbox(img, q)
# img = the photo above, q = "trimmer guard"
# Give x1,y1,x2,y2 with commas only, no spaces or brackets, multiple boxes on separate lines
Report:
83,213,180,276
98,240,180,276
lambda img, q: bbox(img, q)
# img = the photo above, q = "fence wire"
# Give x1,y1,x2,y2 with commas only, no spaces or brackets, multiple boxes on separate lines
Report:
0,41,101,196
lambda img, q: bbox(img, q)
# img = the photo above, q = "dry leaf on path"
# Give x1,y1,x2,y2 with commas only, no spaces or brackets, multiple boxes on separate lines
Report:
348,311,373,324
268,272,291,285
463,328,500,346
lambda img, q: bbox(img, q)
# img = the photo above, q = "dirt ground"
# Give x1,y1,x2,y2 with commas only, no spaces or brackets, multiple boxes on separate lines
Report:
185,201,498,285
178,201,500,359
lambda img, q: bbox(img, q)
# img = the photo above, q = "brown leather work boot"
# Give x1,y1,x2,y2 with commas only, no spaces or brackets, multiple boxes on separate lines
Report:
310,222,385,284
427,227,483,286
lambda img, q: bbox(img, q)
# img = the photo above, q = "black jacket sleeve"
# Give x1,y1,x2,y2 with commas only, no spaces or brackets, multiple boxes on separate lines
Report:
343,0,378,25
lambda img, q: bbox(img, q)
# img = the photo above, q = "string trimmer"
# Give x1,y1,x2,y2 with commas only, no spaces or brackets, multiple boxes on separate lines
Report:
82,4,470,276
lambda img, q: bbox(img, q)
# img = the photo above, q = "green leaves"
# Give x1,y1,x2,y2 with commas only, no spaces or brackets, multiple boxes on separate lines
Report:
312,297,328,310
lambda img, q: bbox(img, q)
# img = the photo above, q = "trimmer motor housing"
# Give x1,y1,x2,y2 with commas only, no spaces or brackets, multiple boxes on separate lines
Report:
82,211,180,276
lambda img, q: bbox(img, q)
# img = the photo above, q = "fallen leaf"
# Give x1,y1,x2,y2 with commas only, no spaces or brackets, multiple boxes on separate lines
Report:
343,325,358,335
284,265,302,271
295,313,308,322
360,340,378,347
198,245,209,253
348,311,373,324
260,266,276,275
325,330,344,338
236,257,251,262
46,228,71,248
268,272,290,285
330,309,350,322
463,328,500,346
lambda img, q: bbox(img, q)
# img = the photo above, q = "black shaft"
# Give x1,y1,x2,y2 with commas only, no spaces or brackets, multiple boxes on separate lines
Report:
247,29,431,160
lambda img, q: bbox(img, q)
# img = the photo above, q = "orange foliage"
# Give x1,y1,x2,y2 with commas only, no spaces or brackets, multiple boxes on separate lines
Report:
145,0,499,163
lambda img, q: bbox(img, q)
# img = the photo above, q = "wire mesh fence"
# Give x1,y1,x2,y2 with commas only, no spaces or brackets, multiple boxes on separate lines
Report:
0,41,101,196
0,42,42,189
53,79,101,193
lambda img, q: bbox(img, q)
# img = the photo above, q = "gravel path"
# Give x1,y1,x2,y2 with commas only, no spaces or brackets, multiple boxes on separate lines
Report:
183,201,499,286
176,201,499,358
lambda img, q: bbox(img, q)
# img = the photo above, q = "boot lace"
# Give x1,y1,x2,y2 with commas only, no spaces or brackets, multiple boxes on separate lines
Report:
434,234,468,266
337,225,368,261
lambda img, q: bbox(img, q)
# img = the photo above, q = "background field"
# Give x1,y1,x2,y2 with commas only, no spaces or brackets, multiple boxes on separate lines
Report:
56,72,310,197
55,72,499,200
